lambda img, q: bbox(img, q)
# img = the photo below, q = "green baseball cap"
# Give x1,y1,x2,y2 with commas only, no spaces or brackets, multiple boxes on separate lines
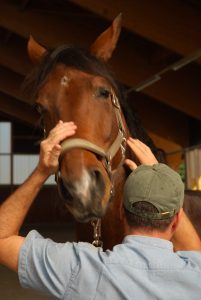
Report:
123,163,184,220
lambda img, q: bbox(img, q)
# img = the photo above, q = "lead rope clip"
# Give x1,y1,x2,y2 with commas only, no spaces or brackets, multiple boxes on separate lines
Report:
91,218,103,248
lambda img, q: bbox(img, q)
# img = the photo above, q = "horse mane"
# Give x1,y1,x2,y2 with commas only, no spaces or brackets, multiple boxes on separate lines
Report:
24,44,164,161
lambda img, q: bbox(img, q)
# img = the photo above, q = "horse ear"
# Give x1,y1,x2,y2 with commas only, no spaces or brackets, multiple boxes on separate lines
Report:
90,13,122,62
27,35,47,65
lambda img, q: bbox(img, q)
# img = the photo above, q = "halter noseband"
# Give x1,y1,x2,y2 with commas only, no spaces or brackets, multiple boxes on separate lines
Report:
55,92,127,184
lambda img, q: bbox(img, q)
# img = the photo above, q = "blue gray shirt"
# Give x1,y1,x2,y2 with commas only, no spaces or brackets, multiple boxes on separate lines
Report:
18,230,201,299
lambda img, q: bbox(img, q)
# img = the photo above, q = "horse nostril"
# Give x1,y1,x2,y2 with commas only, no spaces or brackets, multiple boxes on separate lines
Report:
91,169,105,192
94,169,101,182
58,177,74,204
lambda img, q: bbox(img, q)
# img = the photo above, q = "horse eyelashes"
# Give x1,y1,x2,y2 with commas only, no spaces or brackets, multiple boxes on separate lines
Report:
96,87,111,99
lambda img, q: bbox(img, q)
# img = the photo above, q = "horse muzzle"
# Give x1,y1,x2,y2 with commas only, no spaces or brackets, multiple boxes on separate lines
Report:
56,166,109,222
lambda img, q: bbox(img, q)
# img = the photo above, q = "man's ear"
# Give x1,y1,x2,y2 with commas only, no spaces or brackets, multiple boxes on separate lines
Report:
171,208,183,232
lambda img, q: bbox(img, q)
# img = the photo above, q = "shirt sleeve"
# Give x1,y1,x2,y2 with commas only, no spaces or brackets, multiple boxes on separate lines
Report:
18,230,79,299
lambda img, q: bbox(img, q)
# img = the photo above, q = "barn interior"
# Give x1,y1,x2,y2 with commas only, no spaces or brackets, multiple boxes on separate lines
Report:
0,0,201,298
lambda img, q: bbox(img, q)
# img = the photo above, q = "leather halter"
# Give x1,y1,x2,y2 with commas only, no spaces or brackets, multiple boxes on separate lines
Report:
55,91,127,182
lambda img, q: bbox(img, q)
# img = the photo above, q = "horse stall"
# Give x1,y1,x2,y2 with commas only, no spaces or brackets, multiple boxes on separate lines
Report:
0,1,201,299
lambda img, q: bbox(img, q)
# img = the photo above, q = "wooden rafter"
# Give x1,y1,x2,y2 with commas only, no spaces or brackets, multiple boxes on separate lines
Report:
0,65,27,103
69,0,201,57
0,91,38,125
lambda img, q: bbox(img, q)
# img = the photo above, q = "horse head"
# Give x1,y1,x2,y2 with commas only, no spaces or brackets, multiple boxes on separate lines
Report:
27,15,131,223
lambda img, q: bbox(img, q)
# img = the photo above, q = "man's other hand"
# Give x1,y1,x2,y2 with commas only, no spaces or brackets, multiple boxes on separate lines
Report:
125,138,158,171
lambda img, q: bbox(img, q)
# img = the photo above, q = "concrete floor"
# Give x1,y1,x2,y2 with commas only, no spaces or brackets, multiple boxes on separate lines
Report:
0,223,76,300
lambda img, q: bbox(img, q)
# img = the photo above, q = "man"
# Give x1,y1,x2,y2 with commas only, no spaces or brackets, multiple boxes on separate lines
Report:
0,121,200,299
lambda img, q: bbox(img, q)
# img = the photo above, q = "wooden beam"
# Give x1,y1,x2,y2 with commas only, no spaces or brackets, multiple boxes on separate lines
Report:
129,93,189,147
0,2,101,47
0,92,38,125
0,35,31,75
0,65,28,103
69,0,201,57
143,64,201,120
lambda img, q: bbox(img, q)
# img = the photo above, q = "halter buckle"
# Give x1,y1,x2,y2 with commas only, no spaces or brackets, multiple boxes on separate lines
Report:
105,154,112,177
111,93,120,109
120,136,127,157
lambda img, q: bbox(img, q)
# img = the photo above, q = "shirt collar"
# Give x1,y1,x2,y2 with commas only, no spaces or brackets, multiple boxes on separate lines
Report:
122,235,174,251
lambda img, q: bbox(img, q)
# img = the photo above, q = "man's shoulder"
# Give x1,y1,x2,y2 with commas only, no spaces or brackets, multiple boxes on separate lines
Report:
176,250,201,270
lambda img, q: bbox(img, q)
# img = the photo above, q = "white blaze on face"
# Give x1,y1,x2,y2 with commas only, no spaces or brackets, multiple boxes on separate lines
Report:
74,168,92,204
60,75,70,87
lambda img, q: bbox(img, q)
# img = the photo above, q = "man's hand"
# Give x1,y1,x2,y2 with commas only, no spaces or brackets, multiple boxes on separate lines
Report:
125,137,158,170
37,120,77,177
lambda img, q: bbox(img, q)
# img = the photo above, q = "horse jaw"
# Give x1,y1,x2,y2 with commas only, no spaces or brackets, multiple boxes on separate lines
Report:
90,13,122,62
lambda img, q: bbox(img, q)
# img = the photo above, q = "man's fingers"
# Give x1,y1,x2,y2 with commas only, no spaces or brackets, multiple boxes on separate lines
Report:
127,139,146,158
48,121,77,144
124,159,137,171
126,138,158,165
50,121,76,133
127,138,147,153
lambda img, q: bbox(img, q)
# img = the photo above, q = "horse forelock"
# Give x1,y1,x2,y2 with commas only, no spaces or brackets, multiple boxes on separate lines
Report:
24,45,118,99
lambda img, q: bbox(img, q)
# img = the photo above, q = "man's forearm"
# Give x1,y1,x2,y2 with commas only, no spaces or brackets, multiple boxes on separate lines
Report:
0,122,76,272
0,167,48,238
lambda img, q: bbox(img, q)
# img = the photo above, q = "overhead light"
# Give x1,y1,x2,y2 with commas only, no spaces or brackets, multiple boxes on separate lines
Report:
127,47,201,94
171,49,201,71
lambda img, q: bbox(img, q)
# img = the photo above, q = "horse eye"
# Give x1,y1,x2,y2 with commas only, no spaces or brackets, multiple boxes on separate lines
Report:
97,87,111,99
34,103,45,115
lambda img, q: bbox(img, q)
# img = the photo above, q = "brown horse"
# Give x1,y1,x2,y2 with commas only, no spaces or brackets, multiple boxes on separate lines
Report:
26,15,200,249
25,15,155,248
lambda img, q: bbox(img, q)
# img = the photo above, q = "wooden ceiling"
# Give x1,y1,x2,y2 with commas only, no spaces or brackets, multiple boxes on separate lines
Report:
0,0,201,155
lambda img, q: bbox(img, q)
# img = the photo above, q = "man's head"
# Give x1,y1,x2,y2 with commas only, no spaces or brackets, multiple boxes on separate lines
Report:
123,164,184,232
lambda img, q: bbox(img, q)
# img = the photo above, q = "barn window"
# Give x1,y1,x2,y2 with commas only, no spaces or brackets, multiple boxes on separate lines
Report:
0,122,11,184
13,154,55,185
0,121,55,186
185,147,201,190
